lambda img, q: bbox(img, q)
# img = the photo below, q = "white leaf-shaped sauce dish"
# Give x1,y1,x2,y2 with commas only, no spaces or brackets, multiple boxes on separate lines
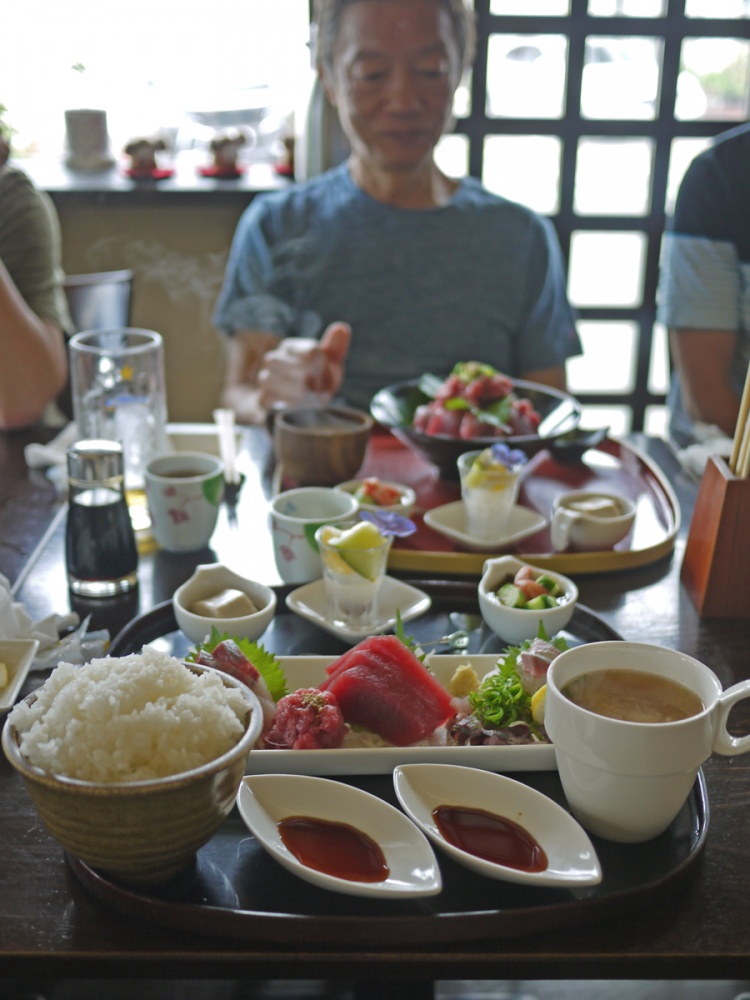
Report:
393,763,601,887
237,773,442,898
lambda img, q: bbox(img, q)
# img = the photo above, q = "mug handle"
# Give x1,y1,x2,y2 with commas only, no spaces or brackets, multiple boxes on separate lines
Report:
550,508,578,552
713,680,750,756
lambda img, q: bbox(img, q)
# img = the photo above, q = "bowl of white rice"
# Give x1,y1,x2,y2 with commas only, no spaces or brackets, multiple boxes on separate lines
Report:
2,647,263,885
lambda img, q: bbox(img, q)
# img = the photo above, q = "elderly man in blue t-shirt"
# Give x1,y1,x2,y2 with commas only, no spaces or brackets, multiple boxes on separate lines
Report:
213,0,581,423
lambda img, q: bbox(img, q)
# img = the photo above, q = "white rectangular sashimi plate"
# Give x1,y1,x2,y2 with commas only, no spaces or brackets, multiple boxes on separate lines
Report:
244,653,556,776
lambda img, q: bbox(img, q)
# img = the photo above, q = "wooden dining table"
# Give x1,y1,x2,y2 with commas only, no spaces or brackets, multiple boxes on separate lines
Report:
1,423,749,997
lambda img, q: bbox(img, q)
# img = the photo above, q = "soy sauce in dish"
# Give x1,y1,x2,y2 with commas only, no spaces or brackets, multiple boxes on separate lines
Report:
433,805,548,872
278,816,390,883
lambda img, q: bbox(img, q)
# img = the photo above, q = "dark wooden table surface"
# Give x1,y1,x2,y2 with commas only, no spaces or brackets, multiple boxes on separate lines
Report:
1,424,749,995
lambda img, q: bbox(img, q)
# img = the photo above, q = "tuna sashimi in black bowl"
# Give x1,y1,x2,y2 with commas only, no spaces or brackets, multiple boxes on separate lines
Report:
370,362,582,481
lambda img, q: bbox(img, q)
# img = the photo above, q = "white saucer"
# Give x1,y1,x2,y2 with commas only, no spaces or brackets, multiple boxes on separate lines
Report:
423,501,547,552
237,774,442,899
285,576,431,642
393,763,602,888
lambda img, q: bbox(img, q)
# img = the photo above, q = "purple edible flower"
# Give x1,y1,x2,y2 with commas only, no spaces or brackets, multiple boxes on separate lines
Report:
490,442,528,470
360,509,417,538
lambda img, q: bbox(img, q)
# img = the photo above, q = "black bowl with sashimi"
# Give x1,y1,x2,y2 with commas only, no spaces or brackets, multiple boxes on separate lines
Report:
370,378,582,481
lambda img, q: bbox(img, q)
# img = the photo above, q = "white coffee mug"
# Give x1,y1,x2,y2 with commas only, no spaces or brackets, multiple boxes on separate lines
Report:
550,490,635,552
269,487,359,584
545,641,750,843
145,452,225,552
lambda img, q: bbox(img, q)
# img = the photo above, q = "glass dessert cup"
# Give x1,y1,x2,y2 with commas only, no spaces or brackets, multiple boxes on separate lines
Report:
315,522,392,631
457,450,522,540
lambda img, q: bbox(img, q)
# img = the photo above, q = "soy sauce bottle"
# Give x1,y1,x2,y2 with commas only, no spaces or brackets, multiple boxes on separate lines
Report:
66,440,138,597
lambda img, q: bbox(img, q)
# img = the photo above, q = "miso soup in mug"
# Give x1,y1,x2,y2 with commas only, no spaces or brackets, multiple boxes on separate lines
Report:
562,669,704,724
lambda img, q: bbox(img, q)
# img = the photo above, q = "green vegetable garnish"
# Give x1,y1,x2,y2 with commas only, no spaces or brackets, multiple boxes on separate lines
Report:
468,656,530,728
186,627,288,702
468,622,568,729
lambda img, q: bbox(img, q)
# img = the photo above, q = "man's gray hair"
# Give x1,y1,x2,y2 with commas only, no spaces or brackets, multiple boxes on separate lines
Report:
313,0,477,74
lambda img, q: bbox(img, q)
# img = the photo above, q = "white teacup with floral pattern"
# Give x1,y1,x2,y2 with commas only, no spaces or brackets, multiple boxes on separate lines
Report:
269,487,359,584
145,452,225,552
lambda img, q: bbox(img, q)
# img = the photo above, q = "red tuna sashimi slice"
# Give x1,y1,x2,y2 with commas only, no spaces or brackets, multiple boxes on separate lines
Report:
320,635,454,746
322,634,391,683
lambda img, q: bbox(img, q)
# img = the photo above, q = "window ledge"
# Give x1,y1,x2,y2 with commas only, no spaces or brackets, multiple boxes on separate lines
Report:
13,151,291,205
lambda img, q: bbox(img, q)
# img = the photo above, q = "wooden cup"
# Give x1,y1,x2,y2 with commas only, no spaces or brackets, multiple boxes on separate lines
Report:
273,406,373,487
681,455,750,618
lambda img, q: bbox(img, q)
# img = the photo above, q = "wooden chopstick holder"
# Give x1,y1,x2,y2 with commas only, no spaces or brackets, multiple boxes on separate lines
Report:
681,454,750,618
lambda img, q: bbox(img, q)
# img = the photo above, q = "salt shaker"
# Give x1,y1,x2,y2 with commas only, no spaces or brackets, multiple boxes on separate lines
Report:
66,439,138,597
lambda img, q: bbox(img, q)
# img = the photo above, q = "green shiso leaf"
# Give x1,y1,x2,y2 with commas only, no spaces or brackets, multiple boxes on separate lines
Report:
418,372,445,399
394,610,426,663
471,395,514,429
186,627,288,701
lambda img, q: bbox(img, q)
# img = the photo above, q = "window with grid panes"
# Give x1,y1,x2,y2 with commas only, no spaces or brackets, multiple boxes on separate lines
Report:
430,0,750,438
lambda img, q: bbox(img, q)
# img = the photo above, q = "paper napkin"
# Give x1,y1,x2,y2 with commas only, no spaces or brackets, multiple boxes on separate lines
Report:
0,575,108,670
675,422,732,480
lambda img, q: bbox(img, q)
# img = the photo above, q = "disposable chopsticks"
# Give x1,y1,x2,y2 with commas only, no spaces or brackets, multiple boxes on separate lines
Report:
729,364,750,477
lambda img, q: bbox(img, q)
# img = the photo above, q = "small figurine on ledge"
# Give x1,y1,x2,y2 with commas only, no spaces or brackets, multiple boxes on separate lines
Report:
199,129,248,179
124,135,174,179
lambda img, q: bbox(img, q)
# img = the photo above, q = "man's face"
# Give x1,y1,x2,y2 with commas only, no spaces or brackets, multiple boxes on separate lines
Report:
323,0,462,176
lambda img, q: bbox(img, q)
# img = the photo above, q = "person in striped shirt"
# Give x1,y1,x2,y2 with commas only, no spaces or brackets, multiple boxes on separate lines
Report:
0,127,71,429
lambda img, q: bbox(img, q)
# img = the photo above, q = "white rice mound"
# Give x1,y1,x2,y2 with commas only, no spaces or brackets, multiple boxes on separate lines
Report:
8,648,248,783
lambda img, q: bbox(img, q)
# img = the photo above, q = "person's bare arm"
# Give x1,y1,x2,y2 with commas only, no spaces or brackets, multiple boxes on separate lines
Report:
669,328,739,437
220,323,352,424
0,258,67,429
519,363,568,393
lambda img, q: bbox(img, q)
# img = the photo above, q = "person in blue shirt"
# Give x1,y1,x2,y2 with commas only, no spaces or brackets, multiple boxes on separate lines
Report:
657,122,750,448
214,0,581,422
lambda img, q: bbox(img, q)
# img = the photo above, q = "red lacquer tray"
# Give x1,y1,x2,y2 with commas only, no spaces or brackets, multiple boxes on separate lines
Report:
355,431,680,576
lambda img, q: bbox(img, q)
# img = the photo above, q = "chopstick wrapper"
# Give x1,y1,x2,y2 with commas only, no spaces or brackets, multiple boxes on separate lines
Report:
681,455,750,618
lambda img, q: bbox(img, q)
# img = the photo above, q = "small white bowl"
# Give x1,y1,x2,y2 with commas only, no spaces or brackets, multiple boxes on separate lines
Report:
173,563,276,646
393,763,601,887
478,555,578,646
334,479,416,517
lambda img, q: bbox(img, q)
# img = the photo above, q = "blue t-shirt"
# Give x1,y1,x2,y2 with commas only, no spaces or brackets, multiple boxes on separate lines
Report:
214,164,581,410
657,122,750,447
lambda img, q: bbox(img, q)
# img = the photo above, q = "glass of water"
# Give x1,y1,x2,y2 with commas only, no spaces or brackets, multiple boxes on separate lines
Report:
68,329,169,511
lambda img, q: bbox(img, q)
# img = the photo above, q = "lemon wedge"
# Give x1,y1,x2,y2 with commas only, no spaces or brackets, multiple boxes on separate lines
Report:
327,521,386,581
531,684,546,725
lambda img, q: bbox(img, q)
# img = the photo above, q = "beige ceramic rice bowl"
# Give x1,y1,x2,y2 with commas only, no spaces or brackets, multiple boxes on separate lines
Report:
2,648,262,885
